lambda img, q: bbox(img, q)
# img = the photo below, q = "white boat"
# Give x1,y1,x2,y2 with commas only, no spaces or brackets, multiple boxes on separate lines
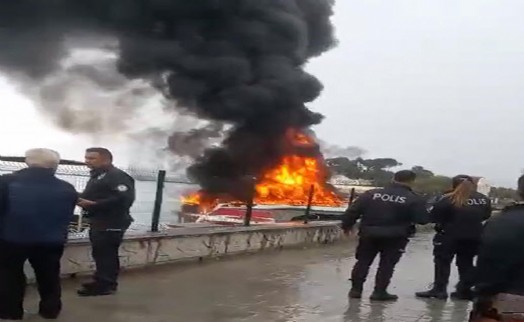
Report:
179,202,348,225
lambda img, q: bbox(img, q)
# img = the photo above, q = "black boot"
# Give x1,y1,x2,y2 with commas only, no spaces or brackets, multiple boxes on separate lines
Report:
81,281,96,289
38,300,62,319
415,286,448,300
0,312,23,320
80,281,117,292
39,310,61,320
348,284,363,299
450,287,473,301
370,289,398,301
417,257,451,300
77,283,116,297
451,280,474,300
450,291,473,301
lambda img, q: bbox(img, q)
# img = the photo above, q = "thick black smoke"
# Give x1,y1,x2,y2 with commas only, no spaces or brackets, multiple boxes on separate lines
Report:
0,0,337,198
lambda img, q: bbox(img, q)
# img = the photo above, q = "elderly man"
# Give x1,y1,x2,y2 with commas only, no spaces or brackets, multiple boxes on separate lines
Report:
0,149,78,320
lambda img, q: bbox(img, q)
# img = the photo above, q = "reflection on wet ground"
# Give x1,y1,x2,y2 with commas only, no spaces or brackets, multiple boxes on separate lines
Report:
23,233,470,322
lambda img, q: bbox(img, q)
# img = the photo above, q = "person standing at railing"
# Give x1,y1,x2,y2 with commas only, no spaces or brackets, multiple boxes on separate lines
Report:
0,149,78,320
76,147,135,297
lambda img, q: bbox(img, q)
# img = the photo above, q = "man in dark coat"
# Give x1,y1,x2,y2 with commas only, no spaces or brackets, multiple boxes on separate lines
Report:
0,148,78,320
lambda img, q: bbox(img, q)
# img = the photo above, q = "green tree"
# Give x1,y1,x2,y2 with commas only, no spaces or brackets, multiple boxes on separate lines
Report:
358,158,402,171
326,157,363,179
327,156,453,194
326,157,401,186
489,187,517,200
327,155,519,201
412,175,451,195
411,166,434,179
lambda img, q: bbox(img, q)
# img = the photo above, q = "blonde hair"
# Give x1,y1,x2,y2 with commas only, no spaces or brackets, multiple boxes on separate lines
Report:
446,180,476,207
25,148,60,169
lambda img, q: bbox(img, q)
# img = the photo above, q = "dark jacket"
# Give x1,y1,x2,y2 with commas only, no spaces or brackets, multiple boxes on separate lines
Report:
342,183,429,238
475,203,524,297
80,166,135,231
0,168,78,245
431,191,491,240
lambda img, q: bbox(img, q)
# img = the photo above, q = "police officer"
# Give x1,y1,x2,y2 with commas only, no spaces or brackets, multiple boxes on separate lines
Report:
343,170,429,301
470,174,524,321
76,147,135,297
416,175,491,301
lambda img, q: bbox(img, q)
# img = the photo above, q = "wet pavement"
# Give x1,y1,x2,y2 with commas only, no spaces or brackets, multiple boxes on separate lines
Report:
22,233,471,322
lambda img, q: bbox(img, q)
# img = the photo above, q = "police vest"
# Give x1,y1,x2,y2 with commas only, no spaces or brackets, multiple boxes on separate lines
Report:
467,198,488,206
372,193,407,204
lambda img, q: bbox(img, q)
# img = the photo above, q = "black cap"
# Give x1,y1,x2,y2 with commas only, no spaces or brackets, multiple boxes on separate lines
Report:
451,174,474,189
393,170,417,183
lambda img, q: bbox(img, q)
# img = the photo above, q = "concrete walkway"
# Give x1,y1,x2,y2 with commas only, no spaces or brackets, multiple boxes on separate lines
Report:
21,233,471,322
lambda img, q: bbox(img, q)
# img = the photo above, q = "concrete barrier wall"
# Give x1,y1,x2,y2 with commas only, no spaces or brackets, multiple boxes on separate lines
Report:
24,222,343,279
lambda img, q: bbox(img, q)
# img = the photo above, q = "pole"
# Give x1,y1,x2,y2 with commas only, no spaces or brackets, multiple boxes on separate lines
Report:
77,214,83,233
304,184,315,224
244,176,256,227
151,170,167,232
343,188,356,219
348,188,356,205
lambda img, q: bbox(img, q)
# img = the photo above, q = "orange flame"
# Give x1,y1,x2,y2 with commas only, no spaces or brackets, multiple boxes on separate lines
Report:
180,192,220,213
254,155,343,206
180,193,201,206
181,129,344,212
287,128,314,145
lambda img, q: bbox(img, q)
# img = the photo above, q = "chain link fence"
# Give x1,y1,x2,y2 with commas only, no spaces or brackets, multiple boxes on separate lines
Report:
0,159,198,237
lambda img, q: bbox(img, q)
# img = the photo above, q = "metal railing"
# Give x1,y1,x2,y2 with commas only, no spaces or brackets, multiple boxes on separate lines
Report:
0,159,355,235
0,160,196,236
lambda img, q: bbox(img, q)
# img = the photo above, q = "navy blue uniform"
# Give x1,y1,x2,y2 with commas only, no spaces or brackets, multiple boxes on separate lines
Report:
475,203,524,297
429,192,491,296
80,166,135,292
81,166,135,231
0,168,78,320
343,183,429,295
470,202,524,319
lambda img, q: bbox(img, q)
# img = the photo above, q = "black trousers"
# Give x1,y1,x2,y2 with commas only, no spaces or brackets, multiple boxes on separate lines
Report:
432,234,479,291
351,237,409,291
0,241,64,320
89,229,125,289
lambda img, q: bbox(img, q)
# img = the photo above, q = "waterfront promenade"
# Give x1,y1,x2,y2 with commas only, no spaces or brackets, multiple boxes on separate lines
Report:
20,233,470,322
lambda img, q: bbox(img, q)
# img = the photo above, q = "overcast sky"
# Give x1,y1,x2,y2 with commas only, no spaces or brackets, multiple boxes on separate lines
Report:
309,0,524,187
1,0,523,187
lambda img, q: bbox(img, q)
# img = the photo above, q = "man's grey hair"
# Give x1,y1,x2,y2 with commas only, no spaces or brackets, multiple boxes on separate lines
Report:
25,148,61,169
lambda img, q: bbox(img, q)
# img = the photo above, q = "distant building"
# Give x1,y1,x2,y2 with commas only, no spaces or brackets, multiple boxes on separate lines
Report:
329,175,379,195
329,175,374,186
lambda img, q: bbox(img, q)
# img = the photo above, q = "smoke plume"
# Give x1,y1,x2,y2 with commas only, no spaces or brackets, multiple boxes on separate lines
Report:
0,0,337,198
36,51,158,134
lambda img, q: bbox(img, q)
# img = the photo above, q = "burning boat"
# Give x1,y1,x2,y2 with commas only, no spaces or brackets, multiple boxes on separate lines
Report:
179,129,350,225
0,1,340,225
180,203,348,226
